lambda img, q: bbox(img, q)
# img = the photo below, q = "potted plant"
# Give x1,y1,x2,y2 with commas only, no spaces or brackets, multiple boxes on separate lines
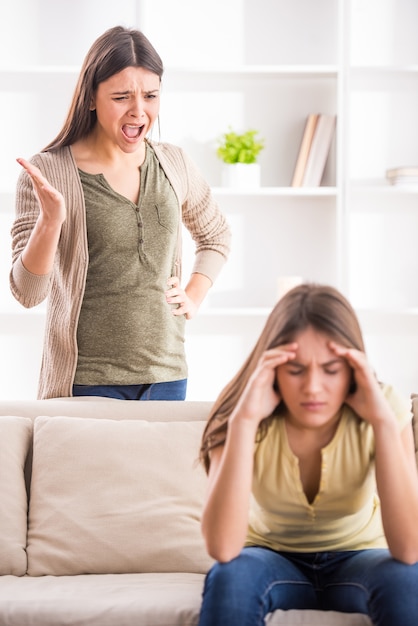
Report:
216,128,265,188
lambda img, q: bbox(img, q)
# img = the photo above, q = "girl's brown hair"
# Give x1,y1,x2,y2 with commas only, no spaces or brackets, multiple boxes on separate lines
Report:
200,283,365,472
43,26,164,151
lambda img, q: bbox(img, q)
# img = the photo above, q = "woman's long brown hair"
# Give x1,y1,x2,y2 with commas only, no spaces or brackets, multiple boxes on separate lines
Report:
199,283,365,472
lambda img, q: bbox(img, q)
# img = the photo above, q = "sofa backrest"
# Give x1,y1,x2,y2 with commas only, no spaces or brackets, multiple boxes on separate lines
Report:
0,396,417,467
0,399,214,578
0,398,213,422
1,397,417,579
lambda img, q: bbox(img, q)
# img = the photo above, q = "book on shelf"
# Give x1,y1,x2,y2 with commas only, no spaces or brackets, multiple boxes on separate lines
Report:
300,113,336,187
386,166,418,186
291,113,319,187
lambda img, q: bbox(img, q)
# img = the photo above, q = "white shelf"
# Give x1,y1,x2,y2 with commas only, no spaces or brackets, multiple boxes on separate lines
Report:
1,186,339,199
165,65,339,78
349,180,418,194
0,64,339,76
199,307,272,318
198,307,418,320
350,65,418,75
212,187,337,197
357,307,418,318
0,65,80,75
357,309,418,338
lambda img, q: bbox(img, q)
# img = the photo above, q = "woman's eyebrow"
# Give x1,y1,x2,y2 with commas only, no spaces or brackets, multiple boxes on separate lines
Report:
109,88,160,95
321,358,344,367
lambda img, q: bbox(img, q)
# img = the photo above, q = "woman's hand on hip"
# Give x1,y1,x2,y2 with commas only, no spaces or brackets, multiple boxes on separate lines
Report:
166,276,197,319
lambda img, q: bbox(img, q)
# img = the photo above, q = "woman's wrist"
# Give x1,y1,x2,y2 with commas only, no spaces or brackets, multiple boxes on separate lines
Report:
229,410,261,437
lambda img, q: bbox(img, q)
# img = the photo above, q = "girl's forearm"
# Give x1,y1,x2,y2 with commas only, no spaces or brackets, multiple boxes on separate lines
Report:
21,215,63,275
201,418,258,562
374,420,418,563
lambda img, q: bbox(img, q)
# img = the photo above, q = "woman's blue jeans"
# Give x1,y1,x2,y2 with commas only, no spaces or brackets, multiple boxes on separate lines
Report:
72,379,187,400
198,546,418,626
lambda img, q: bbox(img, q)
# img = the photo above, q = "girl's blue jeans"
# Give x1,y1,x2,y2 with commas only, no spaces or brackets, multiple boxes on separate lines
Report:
198,546,418,626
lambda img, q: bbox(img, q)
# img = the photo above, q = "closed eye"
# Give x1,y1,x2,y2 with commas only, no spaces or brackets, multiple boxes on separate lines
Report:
285,364,343,376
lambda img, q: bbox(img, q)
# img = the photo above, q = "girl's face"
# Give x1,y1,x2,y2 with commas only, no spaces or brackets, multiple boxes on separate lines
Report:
91,66,160,153
275,326,352,430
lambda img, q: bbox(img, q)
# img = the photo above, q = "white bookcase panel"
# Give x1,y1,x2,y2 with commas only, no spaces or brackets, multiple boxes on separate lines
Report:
347,72,418,181
202,197,338,310
348,202,418,310
161,72,337,187
349,0,418,67
344,0,418,399
0,0,139,67
0,71,78,191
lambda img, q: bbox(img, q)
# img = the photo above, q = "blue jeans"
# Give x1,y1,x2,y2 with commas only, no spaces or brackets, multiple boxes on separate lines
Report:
198,546,418,626
72,379,187,400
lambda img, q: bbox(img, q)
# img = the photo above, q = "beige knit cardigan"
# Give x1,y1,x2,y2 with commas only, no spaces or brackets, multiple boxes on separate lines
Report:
10,142,231,399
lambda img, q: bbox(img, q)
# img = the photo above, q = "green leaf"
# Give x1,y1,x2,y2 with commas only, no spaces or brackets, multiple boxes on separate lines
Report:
216,127,265,163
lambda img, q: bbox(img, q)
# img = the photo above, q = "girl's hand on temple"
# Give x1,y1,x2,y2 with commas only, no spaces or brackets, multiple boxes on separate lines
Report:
17,158,66,226
329,341,396,427
231,344,298,428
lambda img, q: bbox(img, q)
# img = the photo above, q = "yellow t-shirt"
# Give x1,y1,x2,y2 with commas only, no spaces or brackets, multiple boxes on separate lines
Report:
246,385,412,552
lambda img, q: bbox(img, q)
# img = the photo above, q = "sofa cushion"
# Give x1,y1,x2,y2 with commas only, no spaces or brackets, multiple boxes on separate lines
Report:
27,416,213,576
0,415,32,575
0,573,372,626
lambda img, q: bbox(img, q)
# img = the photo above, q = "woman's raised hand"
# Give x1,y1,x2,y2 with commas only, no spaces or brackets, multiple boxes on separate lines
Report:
231,343,298,427
17,158,66,226
329,341,395,426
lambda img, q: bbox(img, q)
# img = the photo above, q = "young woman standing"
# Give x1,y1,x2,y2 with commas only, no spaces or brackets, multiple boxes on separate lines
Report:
11,26,230,400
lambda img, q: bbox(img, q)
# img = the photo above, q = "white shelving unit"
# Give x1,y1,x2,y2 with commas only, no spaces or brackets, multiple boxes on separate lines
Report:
343,0,418,397
1,0,417,400
155,0,341,399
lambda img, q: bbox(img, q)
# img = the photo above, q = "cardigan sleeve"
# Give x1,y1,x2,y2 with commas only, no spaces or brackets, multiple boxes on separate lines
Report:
151,141,231,284
179,148,231,282
10,160,53,308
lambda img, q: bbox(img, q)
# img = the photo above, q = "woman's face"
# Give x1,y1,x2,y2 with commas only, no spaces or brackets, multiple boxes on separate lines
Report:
91,66,160,153
275,326,352,429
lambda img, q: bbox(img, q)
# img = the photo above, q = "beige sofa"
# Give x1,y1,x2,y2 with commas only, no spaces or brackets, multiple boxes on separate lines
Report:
1,396,417,626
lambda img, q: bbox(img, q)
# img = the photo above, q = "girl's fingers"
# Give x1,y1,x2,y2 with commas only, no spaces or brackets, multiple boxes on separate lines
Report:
261,344,298,366
264,343,298,359
328,341,363,368
17,158,50,189
329,341,378,392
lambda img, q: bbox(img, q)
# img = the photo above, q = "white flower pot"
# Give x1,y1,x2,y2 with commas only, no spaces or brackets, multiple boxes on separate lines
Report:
222,163,261,189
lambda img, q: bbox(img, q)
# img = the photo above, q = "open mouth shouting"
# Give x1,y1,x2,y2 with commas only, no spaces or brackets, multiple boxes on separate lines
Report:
122,124,145,141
